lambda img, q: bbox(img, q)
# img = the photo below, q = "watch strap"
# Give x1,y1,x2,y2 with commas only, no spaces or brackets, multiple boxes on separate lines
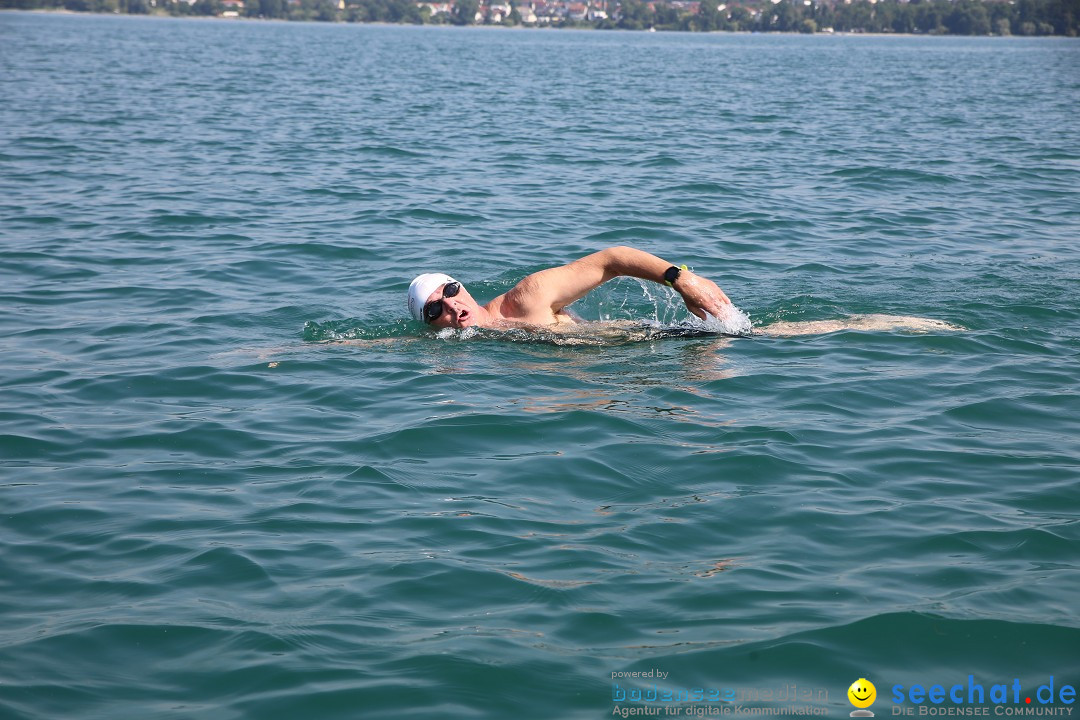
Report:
664,264,688,287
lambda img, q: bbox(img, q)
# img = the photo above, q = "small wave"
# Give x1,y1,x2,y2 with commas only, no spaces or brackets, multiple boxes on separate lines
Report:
9,214,63,225
393,207,488,224
636,154,684,168
659,181,743,195
150,211,240,226
583,227,693,244
432,317,752,347
352,144,426,158
829,166,961,188
303,319,414,342
305,317,751,347
11,135,76,147
301,187,386,200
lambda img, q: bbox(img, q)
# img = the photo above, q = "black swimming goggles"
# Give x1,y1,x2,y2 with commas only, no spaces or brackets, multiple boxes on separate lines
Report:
423,282,461,324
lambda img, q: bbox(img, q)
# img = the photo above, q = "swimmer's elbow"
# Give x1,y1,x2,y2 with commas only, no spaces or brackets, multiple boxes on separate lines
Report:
595,246,639,281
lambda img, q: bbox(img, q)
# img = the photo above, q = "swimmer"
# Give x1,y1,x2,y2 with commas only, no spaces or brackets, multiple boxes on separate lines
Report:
407,245,732,329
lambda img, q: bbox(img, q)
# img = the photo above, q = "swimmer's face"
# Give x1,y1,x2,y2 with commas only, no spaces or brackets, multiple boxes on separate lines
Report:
848,679,876,709
425,282,481,329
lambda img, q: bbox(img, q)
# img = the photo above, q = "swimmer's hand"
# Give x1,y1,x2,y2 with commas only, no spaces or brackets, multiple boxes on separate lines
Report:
676,271,732,321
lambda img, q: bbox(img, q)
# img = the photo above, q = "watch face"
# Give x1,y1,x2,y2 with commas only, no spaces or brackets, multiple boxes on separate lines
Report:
664,266,681,284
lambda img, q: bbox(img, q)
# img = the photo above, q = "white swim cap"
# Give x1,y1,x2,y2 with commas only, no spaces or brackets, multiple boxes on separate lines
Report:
407,273,456,322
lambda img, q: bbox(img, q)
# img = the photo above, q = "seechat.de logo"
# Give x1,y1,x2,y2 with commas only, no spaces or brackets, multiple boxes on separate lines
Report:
850,678,878,717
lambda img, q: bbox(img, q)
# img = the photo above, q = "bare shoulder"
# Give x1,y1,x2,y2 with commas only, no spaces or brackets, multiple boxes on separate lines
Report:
502,272,544,308
486,274,560,324
484,255,609,325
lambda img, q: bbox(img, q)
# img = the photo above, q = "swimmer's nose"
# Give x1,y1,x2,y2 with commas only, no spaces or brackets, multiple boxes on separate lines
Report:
446,297,466,323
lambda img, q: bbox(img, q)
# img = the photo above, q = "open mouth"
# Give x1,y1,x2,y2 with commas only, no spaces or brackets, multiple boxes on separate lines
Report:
457,309,470,326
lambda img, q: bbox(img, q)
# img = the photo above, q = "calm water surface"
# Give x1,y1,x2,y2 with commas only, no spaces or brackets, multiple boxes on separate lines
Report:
1,13,1079,719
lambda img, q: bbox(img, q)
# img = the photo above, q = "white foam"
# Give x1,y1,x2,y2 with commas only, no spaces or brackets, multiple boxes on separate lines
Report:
702,303,754,336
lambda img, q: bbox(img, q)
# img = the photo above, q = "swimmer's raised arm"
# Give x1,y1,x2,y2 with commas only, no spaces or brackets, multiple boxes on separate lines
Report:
504,246,732,321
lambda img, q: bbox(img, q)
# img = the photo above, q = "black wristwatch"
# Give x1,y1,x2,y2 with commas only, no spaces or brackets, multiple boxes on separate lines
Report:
663,265,685,287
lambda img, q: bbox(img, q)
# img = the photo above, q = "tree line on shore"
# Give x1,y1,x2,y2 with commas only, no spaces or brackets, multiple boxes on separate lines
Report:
4,0,1077,35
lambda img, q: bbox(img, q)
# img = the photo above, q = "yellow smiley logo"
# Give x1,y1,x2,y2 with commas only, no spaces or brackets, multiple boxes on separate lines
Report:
848,678,877,709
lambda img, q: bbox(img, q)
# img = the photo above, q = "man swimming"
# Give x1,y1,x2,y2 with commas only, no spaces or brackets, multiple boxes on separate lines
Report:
407,245,733,329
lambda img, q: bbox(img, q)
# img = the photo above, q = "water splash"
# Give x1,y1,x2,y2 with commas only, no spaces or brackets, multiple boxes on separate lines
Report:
700,302,754,336
429,320,746,346
303,318,414,342
597,278,754,336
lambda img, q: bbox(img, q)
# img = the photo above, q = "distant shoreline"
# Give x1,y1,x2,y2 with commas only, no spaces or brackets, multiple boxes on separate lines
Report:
4,6,1078,38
